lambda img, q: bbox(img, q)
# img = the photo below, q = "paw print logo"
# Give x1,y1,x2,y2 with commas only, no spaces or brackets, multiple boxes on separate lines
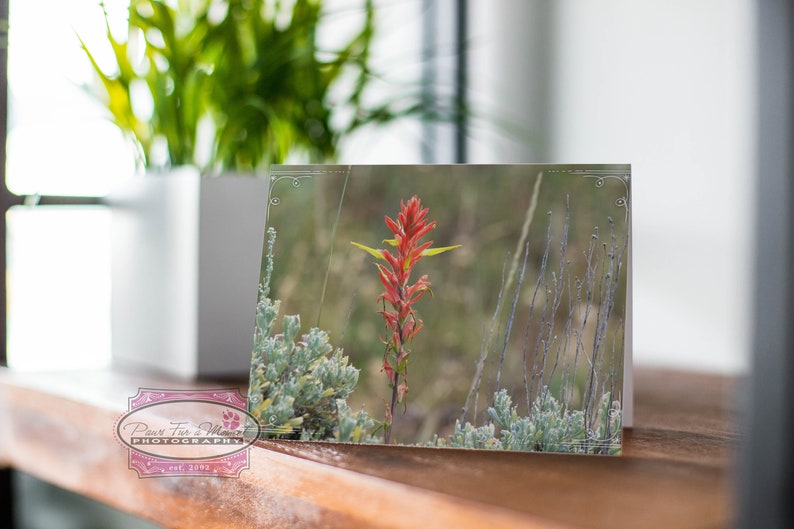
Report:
222,409,241,430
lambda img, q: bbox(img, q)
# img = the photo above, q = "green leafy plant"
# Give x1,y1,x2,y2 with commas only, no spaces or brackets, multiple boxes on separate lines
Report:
248,228,377,442
352,195,460,443
79,0,429,173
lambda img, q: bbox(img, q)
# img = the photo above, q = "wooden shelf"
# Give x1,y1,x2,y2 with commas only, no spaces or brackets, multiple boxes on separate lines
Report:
0,367,738,528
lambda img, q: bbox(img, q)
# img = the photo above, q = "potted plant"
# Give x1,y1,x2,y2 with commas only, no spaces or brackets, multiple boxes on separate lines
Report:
80,0,425,377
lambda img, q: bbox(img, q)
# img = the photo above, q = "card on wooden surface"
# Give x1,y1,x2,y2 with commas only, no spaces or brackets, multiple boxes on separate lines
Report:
247,164,631,454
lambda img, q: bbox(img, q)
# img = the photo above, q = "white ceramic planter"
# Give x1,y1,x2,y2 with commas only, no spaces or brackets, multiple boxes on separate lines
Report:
106,168,268,378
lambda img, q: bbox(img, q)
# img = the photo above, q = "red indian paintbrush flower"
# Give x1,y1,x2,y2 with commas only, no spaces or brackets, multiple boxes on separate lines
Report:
352,195,460,443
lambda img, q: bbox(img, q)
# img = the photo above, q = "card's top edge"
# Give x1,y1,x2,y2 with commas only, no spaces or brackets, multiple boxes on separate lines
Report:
270,163,631,173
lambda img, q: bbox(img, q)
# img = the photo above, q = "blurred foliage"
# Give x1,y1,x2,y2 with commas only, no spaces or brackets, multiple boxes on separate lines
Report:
79,0,434,173
265,165,629,446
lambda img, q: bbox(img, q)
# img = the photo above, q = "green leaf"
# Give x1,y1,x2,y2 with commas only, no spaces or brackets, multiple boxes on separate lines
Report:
421,245,462,257
350,241,384,260
79,0,462,172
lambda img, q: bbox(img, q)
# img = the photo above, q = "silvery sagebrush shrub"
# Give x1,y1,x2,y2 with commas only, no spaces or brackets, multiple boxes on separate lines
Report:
248,228,378,443
432,387,621,454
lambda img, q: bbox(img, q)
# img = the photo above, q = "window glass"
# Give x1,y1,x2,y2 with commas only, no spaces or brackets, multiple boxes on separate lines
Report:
6,0,136,197
6,207,112,370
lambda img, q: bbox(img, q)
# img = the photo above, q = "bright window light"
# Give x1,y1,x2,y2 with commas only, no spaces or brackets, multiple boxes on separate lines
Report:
6,0,137,196
6,207,112,370
4,1,130,369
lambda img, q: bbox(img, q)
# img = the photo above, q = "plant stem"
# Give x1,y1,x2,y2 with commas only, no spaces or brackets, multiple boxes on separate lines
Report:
317,167,351,328
385,313,408,443
386,375,400,444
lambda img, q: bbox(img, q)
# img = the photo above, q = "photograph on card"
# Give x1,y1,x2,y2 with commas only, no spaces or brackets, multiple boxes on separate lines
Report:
247,164,630,454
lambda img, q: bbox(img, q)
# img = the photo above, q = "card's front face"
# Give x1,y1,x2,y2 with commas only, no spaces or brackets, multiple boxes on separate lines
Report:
248,164,630,454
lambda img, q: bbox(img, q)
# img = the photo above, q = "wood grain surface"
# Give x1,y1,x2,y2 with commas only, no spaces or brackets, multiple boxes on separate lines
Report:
0,367,739,528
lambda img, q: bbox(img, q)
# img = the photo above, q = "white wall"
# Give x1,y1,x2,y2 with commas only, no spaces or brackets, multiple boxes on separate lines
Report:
469,0,756,373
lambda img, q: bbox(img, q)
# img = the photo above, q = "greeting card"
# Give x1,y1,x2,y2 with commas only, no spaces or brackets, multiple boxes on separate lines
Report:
248,164,631,454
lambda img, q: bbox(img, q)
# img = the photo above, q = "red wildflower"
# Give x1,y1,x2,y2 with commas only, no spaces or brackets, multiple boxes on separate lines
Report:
352,195,460,443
